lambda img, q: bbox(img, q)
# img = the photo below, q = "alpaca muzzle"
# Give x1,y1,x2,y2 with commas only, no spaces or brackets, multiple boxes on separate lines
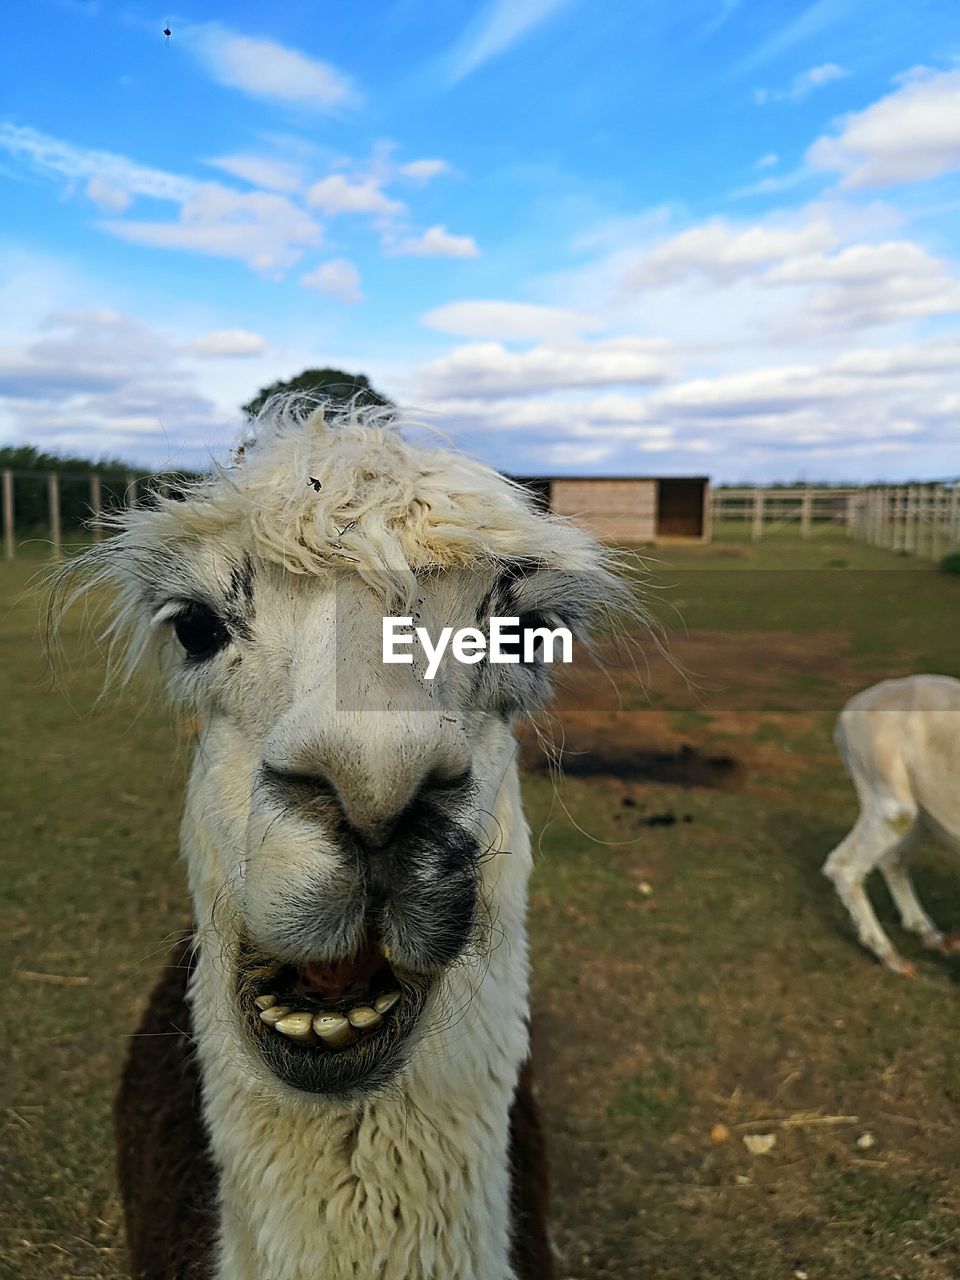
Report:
236,925,434,1098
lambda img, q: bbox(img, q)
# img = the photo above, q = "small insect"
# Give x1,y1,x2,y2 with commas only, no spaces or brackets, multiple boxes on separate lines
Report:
163,26,172,38
308,477,322,492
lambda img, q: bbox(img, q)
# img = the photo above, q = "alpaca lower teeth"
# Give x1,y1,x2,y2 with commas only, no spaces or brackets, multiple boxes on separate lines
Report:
347,1005,382,1031
312,1012,357,1048
373,991,400,1015
274,1012,316,1043
259,1005,292,1025
255,994,277,1010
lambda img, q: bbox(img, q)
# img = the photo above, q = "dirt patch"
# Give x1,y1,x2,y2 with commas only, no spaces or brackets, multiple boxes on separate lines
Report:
515,626,884,789
555,627,894,712
525,737,738,787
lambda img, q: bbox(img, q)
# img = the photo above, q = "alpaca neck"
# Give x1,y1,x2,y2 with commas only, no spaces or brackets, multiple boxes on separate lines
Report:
186,763,532,1280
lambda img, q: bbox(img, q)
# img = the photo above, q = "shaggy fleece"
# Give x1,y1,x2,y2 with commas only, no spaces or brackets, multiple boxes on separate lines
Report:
116,938,554,1280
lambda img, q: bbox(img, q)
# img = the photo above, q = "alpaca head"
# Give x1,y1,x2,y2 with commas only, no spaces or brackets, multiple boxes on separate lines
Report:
59,401,634,1102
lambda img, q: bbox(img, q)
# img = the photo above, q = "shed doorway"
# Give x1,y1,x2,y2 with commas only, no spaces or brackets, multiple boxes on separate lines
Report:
656,479,705,538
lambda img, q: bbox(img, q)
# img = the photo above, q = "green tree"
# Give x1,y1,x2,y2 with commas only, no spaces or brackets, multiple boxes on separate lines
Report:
242,368,393,419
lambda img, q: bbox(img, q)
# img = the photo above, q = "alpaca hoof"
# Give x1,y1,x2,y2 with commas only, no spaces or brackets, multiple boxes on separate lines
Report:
885,955,917,978
937,933,960,956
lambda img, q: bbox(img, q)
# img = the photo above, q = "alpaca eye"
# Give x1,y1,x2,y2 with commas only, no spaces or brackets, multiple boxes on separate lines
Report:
173,602,229,660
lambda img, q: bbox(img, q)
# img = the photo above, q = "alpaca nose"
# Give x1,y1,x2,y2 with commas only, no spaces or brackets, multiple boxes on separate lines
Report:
260,759,472,852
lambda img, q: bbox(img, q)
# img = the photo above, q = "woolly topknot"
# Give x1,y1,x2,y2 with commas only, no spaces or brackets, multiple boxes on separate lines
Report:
117,396,612,582
49,396,647,686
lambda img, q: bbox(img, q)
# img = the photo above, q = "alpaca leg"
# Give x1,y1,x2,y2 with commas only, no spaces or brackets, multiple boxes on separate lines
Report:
823,811,915,974
877,827,942,949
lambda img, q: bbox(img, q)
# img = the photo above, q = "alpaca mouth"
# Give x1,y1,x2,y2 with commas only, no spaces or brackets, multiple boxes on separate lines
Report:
237,931,432,1097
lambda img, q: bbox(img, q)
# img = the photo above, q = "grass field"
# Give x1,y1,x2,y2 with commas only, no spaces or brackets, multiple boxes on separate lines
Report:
3,533,960,1279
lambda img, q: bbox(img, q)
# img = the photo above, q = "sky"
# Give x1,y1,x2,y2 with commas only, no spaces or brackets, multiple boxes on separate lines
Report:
1,1,960,482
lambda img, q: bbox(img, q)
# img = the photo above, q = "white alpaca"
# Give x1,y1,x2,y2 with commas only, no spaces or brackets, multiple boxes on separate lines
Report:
823,674,960,975
59,400,634,1280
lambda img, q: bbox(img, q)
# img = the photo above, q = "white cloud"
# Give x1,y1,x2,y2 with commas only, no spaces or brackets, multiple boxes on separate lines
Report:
206,153,304,194
415,337,671,397
730,167,814,199
399,159,451,182
796,62,849,93
545,443,616,466
763,241,960,326
808,67,960,188
300,258,363,303
408,329,960,476
756,153,779,169
0,124,473,284
622,217,836,289
755,62,848,104
0,309,236,467
422,300,598,341
735,0,853,75
100,185,323,275
0,123,196,203
306,174,406,217
85,176,131,212
391,224,480,258
182,329,268,358
184,24,358,111
444,0,573,83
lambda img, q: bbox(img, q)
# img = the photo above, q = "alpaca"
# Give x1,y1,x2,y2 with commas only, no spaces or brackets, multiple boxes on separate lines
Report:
822,674,960,975
58,400,636,1280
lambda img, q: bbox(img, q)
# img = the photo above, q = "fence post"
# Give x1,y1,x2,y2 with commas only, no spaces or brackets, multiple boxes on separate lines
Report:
90,473,103,543
881,488,892,548
800,489,812,539
889,487,898,551
126,472,138,509
903,485,911,551
2,469,13,560
48,472,62,559
951,485,960,552
850,492,859,541
751,489,765,541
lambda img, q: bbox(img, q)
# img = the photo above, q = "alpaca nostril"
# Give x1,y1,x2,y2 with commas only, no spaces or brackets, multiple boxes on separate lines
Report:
259,763,339,803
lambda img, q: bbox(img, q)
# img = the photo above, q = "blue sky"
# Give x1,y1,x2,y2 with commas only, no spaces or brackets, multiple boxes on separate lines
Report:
2,0,960,480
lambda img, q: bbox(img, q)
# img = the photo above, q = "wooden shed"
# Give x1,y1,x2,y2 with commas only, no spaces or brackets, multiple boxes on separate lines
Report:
510,475,710,543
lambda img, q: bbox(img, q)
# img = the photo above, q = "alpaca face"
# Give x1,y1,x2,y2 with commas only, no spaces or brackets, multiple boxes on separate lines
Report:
165,555,589,1098
64,406,633,1102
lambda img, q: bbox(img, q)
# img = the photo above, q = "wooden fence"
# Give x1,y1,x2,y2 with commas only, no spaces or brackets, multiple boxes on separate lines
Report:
1,467,146,559
848,483,960,561
709,488,861,540
5,471,959,562
710,484,960,559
